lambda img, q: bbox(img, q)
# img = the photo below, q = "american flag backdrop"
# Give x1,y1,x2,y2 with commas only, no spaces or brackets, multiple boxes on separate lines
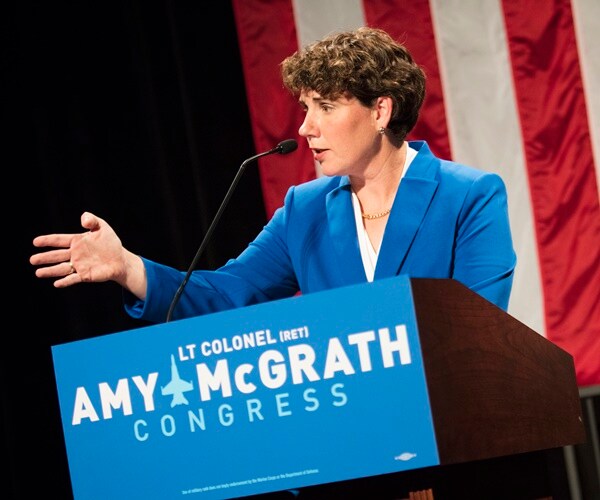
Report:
231,0,600,387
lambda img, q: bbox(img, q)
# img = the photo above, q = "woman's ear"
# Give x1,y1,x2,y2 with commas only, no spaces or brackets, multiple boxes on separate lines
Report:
374,95,393,129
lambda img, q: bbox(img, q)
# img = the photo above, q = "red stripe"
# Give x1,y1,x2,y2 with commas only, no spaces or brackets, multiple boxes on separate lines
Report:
232,0,316,218
363,0,452,160
502,0,600,386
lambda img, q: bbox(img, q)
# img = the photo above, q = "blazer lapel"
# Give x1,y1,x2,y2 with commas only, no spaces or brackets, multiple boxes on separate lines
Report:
327,178,367,285
375,141,439,279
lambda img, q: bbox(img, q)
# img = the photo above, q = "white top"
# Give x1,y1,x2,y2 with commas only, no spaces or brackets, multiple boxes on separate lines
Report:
351,145,417,281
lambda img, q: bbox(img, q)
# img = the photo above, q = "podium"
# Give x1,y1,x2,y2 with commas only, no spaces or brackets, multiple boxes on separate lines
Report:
52,277,585,499
410,278,584,463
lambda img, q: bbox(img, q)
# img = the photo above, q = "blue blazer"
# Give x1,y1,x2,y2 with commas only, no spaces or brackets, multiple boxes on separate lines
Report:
126,141,516,322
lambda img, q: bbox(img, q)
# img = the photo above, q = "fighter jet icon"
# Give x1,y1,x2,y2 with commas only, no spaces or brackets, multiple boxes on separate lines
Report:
161,354,194,407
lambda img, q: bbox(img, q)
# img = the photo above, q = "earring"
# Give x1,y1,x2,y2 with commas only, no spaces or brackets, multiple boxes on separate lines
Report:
378,127,386,135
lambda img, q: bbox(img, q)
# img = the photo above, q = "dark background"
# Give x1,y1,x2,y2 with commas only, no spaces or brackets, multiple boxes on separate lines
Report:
7,2,266,498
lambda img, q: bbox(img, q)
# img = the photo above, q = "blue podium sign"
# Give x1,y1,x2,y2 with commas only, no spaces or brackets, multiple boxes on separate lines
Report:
52,275,439,499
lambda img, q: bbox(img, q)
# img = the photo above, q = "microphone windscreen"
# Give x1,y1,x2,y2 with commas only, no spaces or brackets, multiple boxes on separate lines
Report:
277,139,298,155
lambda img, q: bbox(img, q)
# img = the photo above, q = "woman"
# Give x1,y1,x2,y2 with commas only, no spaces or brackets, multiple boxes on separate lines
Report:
30,27,516,322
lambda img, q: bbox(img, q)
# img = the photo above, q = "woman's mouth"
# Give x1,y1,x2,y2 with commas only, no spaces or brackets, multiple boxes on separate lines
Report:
312,149,326,162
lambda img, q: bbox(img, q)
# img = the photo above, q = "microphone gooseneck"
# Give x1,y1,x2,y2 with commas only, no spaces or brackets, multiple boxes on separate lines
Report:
165,139,299,323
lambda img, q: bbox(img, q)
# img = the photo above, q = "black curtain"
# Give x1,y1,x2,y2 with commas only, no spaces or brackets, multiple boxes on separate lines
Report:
7,2,266,497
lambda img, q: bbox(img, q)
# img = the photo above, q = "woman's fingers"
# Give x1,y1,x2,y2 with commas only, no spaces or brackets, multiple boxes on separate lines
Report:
29,247,71,266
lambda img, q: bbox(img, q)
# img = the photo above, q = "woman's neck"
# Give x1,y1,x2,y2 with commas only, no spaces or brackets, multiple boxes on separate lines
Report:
351,141,407,213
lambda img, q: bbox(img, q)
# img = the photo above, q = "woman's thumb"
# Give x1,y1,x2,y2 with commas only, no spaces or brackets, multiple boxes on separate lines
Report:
80,211,101,231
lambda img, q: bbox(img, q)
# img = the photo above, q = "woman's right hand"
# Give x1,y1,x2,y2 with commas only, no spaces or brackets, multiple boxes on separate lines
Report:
30,211,148,299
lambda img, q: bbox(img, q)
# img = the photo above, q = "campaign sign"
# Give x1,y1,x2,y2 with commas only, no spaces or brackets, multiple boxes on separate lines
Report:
52,275,439,499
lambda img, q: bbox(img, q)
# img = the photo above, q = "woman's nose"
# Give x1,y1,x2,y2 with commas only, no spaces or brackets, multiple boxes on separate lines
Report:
298,113,315,138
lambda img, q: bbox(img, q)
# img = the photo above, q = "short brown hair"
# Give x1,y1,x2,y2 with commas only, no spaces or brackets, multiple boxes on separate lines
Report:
281,27,426,142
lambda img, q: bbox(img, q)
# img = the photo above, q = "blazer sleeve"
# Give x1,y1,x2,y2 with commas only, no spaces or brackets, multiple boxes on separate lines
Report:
124,193,300,323
452,172,517,310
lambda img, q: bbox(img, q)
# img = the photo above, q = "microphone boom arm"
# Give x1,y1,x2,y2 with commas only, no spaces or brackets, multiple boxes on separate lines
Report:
165,139,298,322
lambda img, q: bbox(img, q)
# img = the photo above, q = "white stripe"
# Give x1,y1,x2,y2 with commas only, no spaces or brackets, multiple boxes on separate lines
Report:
292,0,366,177
292,0,365,47
571,0,600,198
429,0,545,334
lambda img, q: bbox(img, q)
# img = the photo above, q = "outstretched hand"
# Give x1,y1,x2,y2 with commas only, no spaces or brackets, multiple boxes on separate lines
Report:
30,212,142,293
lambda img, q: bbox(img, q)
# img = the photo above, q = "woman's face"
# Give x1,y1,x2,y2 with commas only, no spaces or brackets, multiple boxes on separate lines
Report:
298,90,382,178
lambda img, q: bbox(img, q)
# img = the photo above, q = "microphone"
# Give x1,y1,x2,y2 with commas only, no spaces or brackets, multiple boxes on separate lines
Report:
165,138,298,322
